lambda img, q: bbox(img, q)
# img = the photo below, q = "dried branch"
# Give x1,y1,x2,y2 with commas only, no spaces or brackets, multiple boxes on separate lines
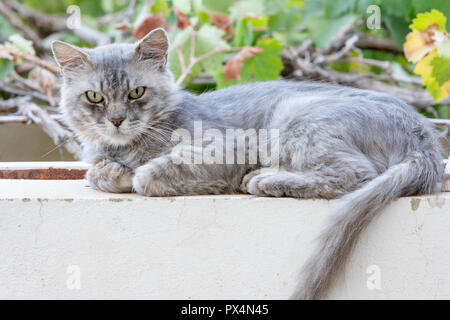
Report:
0,96,30,113
0,44,59,74
0,2,42,51
315,34,360,64
284,46,450,110
174,45,187,74
3,0,112,47
355,33,402,53
175,31,245,85
98,0,138,28
175,46,245,85
189,30,198,64
0,83,51,105
10,71,42,93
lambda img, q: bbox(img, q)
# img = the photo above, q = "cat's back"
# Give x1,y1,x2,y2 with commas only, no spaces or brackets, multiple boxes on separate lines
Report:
194,80,426,130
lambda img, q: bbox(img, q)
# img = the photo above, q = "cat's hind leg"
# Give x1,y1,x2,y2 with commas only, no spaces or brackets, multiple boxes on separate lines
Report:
241,166,377,199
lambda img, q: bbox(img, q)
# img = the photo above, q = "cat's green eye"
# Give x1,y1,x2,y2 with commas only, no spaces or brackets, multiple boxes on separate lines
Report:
128,87,145,99
86,91,104,103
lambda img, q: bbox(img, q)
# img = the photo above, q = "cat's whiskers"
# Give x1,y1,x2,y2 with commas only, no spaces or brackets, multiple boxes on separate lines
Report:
40,137,71,159
136,128,170,146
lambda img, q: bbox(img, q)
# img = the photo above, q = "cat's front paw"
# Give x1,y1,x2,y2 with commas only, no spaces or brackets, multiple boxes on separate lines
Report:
241,170,283,197
240,169,262,193
132,160,178,196
87,159,133,193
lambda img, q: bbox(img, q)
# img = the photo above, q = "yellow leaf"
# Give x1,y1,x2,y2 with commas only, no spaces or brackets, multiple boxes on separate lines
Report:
403,29,435,63
414,48,437,80
438,79,450,101
414,49,450,101
409,9,447,33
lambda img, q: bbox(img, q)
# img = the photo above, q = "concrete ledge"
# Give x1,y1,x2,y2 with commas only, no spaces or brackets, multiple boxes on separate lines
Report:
0,178,449,299
0,162,89,180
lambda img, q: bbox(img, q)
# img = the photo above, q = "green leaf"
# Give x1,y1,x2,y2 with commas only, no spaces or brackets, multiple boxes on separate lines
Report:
426,78,445,101
0,15,18,36
305,13,357,50
356,0,375,13
273,31,308,46
435,105,450,119
0,59,14,81
264,0,288,16
169,25,230,82
151,0,169,15
197,11,210,24
322,0,356,18
24,0,68,14
268,6,299,32
169,27,194,79
430,56,450,85
381,0,413,19
383,13,411,49
233,19,254,46
202,0,237,13
215,38,283,88
195,25,230,75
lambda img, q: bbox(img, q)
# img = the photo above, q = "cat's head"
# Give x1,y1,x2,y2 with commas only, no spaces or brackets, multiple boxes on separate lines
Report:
52,28,178,148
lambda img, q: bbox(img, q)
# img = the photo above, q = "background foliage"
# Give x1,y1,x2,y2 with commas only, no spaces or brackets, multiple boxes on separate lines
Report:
0,0,449,127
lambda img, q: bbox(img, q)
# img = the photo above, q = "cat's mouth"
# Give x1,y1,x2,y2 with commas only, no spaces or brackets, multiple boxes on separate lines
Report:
100,126,136,146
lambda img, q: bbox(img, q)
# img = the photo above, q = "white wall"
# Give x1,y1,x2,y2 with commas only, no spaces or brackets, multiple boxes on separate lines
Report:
0,179,449,299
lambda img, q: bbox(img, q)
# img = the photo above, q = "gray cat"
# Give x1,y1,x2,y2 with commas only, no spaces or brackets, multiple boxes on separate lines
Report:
52,29,444,300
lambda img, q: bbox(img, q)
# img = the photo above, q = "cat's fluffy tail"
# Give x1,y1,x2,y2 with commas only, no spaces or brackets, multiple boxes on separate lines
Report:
291,151,442,300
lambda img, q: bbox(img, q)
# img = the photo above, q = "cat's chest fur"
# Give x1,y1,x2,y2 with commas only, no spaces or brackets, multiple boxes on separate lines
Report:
103,145,166,169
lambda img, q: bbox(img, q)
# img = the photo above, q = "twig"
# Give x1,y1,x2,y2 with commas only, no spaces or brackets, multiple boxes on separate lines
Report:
430,119,450,126
0,83,51,104
4,0,111,46
0,44,59,74
189,30,197,64
0,96,30,113
316,34,359,64
174,30,249,85
98,0,137,28
0,2,42,51
341,56,391,73
176,43,245,85
174,45,187,74
10,71,42,92
355,33,401,53
285,48,450,110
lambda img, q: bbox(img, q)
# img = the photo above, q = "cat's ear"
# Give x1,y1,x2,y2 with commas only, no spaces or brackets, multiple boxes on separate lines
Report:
51,41,91,74
134,28,169,70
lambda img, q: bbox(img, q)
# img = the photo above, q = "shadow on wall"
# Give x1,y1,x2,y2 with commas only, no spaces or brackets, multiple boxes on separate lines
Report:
0,123,75,161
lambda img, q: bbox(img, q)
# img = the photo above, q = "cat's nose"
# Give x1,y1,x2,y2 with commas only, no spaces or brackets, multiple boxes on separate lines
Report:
109,117,125,127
